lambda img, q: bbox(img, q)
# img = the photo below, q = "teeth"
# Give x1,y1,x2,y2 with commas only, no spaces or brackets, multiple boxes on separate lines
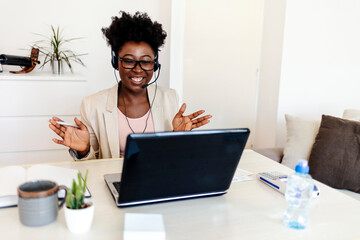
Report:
131,77,143,82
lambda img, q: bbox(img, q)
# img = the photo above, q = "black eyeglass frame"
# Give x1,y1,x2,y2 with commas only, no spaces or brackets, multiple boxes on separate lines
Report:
117,57,156,71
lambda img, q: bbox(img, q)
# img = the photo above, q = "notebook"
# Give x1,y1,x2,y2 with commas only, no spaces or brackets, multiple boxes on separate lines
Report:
104,128,250,207
0,165,91,208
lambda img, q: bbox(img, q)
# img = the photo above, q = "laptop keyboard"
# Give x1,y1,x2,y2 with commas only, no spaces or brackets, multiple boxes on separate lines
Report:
113,181,121,193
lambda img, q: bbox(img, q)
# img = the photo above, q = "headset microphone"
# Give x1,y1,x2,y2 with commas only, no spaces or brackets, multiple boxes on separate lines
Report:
141,64,161,88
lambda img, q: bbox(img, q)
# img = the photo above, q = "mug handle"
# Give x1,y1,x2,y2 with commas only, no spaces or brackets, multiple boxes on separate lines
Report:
58,185,68,209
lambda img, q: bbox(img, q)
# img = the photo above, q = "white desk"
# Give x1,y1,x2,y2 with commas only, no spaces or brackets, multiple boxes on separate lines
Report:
1,150,360,239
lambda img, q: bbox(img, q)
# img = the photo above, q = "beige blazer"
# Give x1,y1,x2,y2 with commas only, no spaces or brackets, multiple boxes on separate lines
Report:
74,83,179,160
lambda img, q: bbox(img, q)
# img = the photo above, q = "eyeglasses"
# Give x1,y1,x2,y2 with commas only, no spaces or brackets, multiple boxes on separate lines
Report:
118,57,155,71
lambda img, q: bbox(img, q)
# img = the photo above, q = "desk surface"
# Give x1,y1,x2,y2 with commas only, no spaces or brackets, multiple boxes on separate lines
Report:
1,150,360,239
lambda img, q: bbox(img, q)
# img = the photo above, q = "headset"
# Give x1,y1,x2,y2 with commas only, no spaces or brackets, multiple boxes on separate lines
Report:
111,50,160,72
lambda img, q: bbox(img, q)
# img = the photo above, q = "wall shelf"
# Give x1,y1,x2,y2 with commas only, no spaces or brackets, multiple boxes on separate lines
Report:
0,72,86,82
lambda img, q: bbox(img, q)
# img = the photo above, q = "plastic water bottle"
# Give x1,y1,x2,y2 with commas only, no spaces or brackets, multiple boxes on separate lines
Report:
283,159,314,229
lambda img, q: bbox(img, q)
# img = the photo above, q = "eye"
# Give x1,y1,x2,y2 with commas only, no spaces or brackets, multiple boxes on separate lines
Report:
141,60,152,65
122,58,135,64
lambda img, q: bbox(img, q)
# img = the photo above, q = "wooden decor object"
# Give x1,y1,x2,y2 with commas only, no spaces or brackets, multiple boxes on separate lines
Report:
10,48,40,74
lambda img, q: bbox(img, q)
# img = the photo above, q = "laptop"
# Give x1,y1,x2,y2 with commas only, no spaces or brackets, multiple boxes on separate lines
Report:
104,128,250,207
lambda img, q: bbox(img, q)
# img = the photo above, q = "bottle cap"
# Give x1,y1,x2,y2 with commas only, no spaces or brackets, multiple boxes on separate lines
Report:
295,159,310,174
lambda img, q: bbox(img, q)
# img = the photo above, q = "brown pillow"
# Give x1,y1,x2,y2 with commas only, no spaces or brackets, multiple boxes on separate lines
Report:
309,115,360,193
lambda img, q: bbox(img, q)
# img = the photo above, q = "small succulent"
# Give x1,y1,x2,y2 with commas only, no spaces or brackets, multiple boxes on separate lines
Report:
66,170,89,209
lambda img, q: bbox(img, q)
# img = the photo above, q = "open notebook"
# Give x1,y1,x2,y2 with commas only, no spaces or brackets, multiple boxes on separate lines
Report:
0,164,91,208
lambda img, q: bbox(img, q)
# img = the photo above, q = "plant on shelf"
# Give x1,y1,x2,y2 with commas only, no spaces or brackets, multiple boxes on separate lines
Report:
33,25,86,74
64,169,94,234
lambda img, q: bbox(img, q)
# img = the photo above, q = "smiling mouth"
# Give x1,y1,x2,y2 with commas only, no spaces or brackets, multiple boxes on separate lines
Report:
130,77,144,82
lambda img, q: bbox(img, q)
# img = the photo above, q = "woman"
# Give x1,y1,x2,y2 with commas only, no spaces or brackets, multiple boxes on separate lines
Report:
49,11,212,160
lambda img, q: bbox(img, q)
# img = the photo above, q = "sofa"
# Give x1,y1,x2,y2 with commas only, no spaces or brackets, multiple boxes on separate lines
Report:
253,109,360,201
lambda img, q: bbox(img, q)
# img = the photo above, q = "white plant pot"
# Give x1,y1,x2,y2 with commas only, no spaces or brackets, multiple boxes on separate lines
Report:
64,201,94,234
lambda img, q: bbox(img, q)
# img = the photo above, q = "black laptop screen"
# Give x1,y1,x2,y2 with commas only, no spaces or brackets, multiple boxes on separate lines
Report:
118,128,250,205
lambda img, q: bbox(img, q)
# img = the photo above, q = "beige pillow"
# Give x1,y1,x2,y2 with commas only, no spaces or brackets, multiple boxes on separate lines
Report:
343,109,360,121
282,114,320,170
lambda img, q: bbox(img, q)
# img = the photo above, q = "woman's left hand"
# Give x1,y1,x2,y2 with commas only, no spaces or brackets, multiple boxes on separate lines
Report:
172,103,212,131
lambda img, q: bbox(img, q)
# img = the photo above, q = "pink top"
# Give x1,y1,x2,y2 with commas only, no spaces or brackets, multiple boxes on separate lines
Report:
117,108,155,157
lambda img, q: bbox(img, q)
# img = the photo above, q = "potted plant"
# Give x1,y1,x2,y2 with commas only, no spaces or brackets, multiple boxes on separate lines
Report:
33,25,86,74
64,170,94,234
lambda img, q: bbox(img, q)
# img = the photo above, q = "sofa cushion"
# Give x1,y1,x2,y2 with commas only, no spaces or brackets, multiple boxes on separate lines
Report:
309,115,360,193
282,114,320,170
253,148,284,163
343,109,360,121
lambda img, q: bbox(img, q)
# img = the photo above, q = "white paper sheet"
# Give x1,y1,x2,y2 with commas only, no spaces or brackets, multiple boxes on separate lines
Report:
232,168,253,182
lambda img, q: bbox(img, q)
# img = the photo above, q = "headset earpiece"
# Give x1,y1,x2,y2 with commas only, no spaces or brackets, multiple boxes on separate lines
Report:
111,50,118,70
154,51,160,72
154,61,160,72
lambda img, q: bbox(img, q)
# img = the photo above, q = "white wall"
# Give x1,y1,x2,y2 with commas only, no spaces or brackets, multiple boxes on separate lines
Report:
169,0,186,103
0,73,88,165
0,0,171,92
182,0,264,147
0,0,171,165
5,0,359,162
253,0,287,148
276,0,360,146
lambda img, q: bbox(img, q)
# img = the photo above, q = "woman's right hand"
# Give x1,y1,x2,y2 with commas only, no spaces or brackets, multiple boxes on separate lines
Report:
49,117,90,156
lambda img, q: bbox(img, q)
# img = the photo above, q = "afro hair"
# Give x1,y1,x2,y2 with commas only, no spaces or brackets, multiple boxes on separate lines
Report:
102,11,167,55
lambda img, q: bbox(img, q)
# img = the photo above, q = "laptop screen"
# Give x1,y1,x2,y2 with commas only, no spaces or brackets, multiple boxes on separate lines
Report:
117,128,250,206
